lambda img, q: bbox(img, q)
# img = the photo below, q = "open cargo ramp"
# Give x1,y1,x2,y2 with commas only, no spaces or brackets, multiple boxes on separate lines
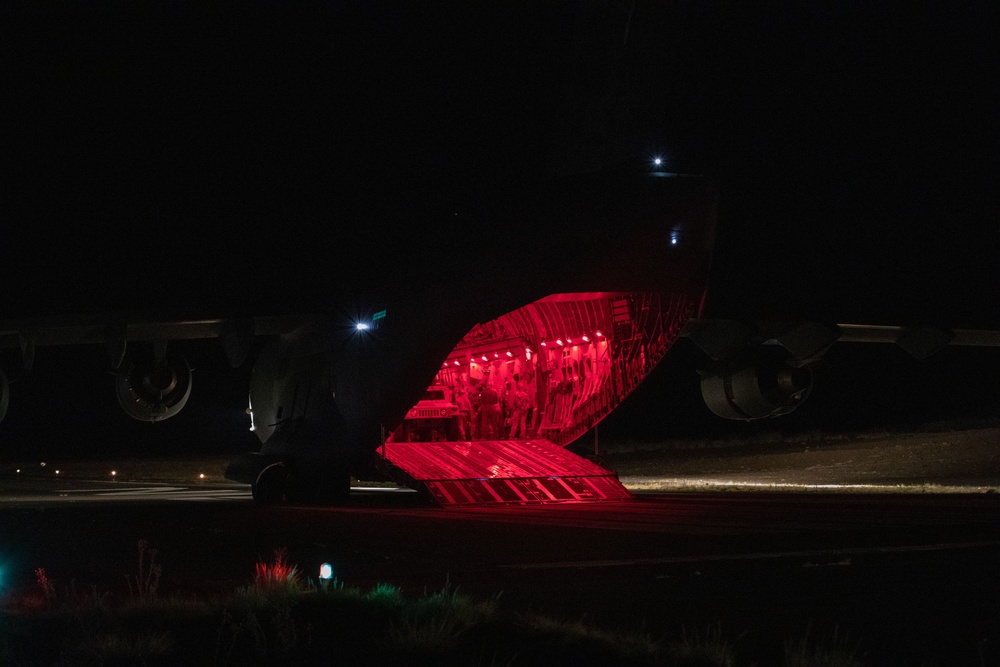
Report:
379,438,633,506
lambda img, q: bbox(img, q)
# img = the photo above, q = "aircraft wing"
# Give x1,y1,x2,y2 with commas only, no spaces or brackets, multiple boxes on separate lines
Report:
8,316,995,366
683,320,1000,362
0,315,305,371
679,319,1000,421
833,324,1000,353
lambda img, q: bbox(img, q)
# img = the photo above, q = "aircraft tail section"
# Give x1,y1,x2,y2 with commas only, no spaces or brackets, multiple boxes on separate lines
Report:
378,438,632,506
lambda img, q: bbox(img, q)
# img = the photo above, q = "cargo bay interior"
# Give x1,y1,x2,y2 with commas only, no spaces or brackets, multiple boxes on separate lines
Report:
387,290,698,448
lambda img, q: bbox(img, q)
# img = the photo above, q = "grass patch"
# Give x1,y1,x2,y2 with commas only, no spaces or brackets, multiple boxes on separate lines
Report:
784,625,864,667
366,581,406,609
602,423,1000,455
2,543,989,665
125,539,162,603
666,624,738,666
516,610,660,665
84,629,176,664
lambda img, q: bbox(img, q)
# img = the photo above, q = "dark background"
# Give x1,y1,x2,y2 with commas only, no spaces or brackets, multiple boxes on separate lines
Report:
2,1,997,458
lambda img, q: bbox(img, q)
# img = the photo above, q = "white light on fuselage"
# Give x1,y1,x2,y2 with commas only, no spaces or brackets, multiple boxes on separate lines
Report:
356,322,370,331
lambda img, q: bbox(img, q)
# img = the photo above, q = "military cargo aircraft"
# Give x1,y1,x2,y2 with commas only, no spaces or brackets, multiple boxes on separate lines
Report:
3,163,996,506
3,3,996,505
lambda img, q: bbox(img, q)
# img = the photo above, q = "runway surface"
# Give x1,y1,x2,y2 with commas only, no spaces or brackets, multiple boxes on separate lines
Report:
2,475,999,665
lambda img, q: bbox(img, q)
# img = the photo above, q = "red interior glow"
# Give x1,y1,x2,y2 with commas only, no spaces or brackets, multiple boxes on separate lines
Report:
388,290,699,447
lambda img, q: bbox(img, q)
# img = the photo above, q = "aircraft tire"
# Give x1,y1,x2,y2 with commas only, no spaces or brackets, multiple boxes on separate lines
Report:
315,472,351,504
253,463,288,503
284,471,315,504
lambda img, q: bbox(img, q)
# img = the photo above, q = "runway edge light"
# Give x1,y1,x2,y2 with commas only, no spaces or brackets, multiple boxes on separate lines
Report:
319,563,333,591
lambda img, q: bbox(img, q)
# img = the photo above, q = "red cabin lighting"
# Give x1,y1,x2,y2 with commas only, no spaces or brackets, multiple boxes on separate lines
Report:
399,290,704,450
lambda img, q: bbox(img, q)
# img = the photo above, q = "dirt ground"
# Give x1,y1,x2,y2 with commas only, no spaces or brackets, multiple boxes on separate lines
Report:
603,426,1000,492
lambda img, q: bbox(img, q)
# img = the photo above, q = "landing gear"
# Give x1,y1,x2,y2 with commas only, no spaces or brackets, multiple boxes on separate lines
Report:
314,472,351,504
250,461,351,505
252,462,288,503
283,470,311,503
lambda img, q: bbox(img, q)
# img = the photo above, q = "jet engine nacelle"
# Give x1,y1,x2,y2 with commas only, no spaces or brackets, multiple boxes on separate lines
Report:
700,353,813,420
115,350,192,421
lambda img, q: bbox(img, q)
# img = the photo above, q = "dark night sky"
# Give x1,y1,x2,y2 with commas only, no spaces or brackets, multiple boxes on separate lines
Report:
1,1,998,457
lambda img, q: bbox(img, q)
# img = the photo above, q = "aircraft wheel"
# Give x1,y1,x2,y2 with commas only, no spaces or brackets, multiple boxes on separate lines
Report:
284,472,316,504
315,472,351,504
253,463,288,503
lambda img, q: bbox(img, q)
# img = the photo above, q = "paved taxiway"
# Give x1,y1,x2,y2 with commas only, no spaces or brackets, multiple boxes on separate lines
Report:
2,476,999,665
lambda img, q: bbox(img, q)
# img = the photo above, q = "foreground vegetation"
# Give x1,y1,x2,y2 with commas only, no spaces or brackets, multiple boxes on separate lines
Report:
0,542,880,666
